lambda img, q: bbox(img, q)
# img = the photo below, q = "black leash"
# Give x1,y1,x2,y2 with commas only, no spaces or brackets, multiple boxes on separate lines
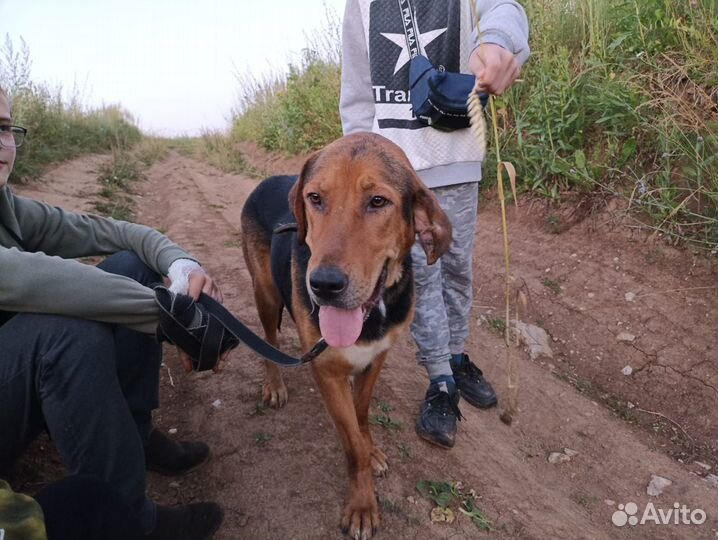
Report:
156,221,328,371
197,293,328,367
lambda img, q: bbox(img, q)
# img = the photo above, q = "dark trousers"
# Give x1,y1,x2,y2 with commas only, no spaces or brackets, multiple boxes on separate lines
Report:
0,251,161,531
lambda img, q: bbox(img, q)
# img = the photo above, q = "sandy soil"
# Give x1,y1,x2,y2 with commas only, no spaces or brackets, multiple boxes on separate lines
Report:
9,147,717,540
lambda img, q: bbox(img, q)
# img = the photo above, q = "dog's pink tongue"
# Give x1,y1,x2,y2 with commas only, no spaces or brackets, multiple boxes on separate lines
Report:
318,306,363,348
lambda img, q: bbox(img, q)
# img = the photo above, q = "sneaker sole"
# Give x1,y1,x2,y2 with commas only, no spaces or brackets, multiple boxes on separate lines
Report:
460,393,498,410
415,427,455,449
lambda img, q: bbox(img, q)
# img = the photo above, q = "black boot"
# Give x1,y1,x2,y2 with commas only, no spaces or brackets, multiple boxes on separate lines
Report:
451,354,498,409
415,382,462,449
144,502,223,540
145,429,210,476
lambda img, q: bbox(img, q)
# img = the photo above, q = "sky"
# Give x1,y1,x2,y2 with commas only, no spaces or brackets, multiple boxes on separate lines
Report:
0,0,346,136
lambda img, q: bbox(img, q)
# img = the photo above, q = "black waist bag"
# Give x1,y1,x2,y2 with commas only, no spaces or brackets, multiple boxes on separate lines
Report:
397,0,489,131
409,54,488,131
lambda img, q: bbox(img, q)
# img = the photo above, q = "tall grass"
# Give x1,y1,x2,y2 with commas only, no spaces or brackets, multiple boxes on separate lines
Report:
93,149,143,221
196,130,259,176
1,36,142,182
230,9,342,154
230,1,718,248
496,0,717,248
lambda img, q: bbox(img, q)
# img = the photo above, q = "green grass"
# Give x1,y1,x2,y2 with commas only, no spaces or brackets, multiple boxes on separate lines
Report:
2,37,141,182
377,401,392,413
416,480,459,508
368,414,403,431
93,149,143,221
460,497,492,531
248,402,268,416
134,137,170,167
398,442,413,460
491,0,717,249
485,316,507,335
195,130,258,175
9,1,708,249
230,8,342,155
541,277,562,295
253,432,272,445
228,0,716,250
417,479,492,530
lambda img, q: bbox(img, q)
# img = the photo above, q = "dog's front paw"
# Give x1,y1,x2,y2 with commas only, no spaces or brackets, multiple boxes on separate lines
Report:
262,380,288,408
341,494,380,539
370,446,388,477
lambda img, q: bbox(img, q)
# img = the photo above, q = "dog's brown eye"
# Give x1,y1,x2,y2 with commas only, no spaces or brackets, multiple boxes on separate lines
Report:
369,196,388,209
307,192,322,207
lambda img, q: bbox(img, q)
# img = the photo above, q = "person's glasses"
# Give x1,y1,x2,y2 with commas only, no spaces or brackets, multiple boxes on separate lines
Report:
0,125,27,148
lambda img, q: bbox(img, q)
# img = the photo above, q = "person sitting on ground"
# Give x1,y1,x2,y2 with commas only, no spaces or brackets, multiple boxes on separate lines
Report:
0,86,231,540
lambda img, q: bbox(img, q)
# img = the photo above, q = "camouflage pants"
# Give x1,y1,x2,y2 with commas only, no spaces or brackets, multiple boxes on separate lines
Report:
411,182,479,380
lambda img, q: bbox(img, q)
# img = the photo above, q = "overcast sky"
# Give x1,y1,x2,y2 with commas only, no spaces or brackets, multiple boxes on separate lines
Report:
0,0,345,136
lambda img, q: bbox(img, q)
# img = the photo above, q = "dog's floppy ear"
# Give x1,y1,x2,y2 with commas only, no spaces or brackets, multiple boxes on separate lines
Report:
288,151,320,244
413,185,452,265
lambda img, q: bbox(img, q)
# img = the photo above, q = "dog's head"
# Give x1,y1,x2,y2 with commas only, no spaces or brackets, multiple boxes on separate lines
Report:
288,132,451,347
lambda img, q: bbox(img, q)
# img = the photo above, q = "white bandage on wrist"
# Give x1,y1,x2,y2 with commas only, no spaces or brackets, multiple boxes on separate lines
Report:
168,259,202,295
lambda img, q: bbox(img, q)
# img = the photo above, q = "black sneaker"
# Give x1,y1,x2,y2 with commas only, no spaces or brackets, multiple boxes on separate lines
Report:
145,502,223,540
415,382,463,449
145,429,210,476
451,354,498,409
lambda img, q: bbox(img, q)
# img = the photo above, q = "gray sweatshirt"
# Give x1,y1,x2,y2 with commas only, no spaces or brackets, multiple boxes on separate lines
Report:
0,185,194,334
340,0,530,188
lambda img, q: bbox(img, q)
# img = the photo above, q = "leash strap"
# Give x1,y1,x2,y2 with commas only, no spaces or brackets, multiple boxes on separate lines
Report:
155,221,328,370
156,285,326,369
196,293,327,367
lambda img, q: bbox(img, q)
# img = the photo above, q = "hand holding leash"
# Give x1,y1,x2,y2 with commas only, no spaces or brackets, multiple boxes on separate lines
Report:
469,43,521,96
154,286,239,372
166,262,229,371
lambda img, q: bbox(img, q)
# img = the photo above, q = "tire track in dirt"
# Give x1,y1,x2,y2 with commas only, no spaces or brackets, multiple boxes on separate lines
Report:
130,151,716,540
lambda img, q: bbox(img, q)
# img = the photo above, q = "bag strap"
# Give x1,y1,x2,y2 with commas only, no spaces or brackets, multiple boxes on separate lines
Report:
397,0,423,58
399,0,481,58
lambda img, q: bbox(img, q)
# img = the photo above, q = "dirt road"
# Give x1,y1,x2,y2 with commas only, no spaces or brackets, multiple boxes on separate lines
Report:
12,149,717,539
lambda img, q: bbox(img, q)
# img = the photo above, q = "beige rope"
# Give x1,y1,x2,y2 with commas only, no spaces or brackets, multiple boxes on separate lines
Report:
466,0,519,424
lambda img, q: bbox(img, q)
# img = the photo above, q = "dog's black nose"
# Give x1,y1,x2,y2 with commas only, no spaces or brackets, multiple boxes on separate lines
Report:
309,267,348,300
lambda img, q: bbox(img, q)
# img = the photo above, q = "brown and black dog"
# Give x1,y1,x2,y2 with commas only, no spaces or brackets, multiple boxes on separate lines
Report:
241,132,451,538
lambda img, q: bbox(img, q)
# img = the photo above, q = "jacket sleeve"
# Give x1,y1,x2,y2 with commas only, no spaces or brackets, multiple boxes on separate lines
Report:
12,193,195,275
0,190,195,334
474,0,531,66
0,245,160,334
339,0,376,135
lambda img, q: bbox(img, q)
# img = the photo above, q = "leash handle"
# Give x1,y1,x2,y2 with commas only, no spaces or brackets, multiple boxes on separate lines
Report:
154,286,238,372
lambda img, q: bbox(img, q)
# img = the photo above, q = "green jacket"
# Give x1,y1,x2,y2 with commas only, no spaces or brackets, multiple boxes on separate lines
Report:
0,185,194,334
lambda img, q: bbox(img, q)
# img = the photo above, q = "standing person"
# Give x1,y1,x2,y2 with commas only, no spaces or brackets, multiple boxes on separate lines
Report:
0,87,232,540
340,0,529,448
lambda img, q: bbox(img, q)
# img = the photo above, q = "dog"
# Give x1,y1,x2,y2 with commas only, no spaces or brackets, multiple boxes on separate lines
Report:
241,132,451,538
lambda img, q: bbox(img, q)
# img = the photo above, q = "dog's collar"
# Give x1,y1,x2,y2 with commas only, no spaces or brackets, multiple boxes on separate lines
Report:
273,222,298,234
